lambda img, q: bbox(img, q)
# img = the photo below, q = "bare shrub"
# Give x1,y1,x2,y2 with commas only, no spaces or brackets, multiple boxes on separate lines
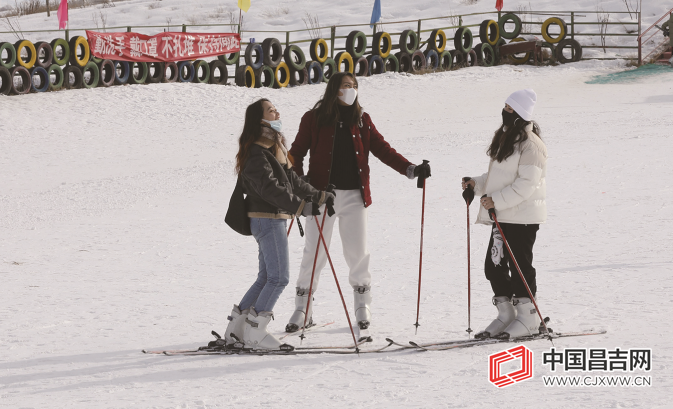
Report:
622,0,642,20
302,12,322,39
148,0,161,10
260,7,290,19
1,15,23,40
596,5,610,53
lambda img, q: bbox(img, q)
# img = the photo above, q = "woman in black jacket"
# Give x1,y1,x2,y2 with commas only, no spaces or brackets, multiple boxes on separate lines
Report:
224,98,334,351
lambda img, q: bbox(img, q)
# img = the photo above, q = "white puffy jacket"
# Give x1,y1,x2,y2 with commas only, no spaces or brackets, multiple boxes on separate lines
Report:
472,124,547,225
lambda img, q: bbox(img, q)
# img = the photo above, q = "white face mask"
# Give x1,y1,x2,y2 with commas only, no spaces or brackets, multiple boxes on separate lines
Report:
338,88,358,105
262,119,282,132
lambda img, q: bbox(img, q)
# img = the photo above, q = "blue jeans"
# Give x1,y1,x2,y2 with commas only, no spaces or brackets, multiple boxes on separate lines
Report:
239,218,290,312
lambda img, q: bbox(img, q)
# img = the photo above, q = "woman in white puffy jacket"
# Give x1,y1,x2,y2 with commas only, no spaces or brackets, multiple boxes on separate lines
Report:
461,89,547,340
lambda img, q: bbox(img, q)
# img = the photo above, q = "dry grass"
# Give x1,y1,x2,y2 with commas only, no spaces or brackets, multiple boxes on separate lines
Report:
148,0,162,10
260,6,290,19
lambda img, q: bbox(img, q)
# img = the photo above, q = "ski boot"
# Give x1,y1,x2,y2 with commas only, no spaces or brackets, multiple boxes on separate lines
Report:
223,304,248,349
475,296,516,339
354,286,372,330
244,308,294,351
496,297,539,339
285,288,313,333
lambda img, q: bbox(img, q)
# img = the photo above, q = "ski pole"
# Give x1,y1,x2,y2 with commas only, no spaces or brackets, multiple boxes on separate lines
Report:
483,196,553,342
462,177,475,335
287,218,294,237
414,160,429,334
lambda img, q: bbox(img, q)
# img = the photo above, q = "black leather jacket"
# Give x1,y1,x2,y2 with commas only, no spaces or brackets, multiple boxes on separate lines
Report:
241,142,322,218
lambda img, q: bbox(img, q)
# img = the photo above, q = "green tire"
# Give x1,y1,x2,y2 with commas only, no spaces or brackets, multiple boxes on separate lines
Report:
50,38,70,66
193,60,210,83
321,58,337,82
47,63,64,90
499,13,522,40
0,42,17,69
383,53,399,73
81,61,100,89
128,61,148,84
346,31,367,59
218,52,239,65
283,45,306,71
454,27,473,54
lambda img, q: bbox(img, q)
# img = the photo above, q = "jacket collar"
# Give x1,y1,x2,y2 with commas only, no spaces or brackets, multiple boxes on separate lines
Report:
255,127,288,166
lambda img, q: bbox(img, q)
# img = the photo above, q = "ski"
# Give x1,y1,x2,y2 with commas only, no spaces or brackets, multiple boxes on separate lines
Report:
278,321,335,340
355,326,372,343
163,339,398,356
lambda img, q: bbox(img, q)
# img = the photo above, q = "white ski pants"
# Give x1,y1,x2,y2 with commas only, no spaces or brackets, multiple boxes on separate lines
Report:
296,189,370,292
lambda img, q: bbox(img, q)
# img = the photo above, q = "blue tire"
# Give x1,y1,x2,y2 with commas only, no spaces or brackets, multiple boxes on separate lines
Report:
177,61,195,82
306,61,323,84
244,43,264,70
423,49,439,70
113,61,130,85
30,66,49,92
366,55,385,75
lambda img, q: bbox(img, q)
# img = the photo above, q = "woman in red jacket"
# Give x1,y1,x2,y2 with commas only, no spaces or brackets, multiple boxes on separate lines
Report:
285,72,431,332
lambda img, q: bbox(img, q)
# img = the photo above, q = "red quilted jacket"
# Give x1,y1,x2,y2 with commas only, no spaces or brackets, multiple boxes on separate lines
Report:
288,110,412,207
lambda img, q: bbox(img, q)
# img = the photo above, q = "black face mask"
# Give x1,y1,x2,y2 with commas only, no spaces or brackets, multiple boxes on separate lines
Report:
502,109,517,128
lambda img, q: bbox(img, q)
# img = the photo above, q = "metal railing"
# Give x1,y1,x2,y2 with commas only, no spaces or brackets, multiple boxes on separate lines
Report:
637,7,673,64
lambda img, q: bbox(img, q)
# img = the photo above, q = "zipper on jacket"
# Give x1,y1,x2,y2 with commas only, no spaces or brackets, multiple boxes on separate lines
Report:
327,122,338,186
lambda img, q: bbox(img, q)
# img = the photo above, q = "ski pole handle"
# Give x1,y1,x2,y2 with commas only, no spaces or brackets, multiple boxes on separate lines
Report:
462,177,475,205
325,184,336,217
481,194,496,221
417,160,430,189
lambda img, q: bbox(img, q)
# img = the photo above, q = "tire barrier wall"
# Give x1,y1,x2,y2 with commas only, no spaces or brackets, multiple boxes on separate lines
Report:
1,13,585,95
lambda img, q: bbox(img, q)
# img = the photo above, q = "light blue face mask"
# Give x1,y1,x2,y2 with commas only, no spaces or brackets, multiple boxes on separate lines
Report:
263,119,282,132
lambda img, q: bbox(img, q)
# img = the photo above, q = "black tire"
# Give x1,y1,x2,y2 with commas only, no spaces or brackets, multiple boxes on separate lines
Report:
474,43,494,67
81,61,100,89
0,65,12,95
399,29,419,54
283,45,306,71
113,61,130,85
423,49,439,70
454,27,473,53
540,42,556,66
235,65,255,88
33,41,53,69
309,38,329,63
494,38,507,65
366,55,385,75
128,61,148,84
29,66,49,92
410,49,426,72
63,65,83,90
353,56,369,77
427,29,447,52
346,31,367,59
395,52,412,73
556,38,582,63
466,50,477,67
258,65,276,88
192,60,210,83
11,66,31,94
262,38,283,68
321,58,336,82
98,59,116,87
499,13,522,40
306,61,323,84
449,50,466,68
244,43,264,70
145,62,165,84
438,50,452,70
289,66,309,86
164,61,178,83
50,38,69,66
383,54,399,73
372,32,392,57
208,60,228,85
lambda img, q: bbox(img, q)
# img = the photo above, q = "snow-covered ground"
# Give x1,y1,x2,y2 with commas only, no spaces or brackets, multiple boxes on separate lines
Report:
2,1,673,408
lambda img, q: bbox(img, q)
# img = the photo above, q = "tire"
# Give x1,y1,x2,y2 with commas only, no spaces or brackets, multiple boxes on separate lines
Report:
0,66,12,95
192,60,210,83
10,66,31,94
177,61,194,83
98,59,115,87
164,61,178,83
399,29,419,54
146,62,165,84
449,50,465,68
218,52,239,65
479,20,500,46
438,50,452,70
372,32,392,58
263,38,284,67
335,51,354,73
50,38,69,66
14,40,36,69
394,52,412,73
236,65,255,88
47,63,64,90
33,41,53,69
63,65,83,90
494,37,507,65
474,43,495,67
306,61,323,84
498,13,522,40
258,65,276,87
321,58,337,82
410,49,426,72
383,53,399,73
454,27,473,54
283,45,306,71
366,55,385,75
309,38,329,63
508,38,531,65
428,29,447,52
29,66,49,92
289,66,309,86
540,42,556,66
556,38,582,63
353,56,369,77
113,61,130,85
541,17,568,44
346,31,367,59
244,43,263,70
274,61,290,88
128,61,148,84
68,36,90,68
466,50,477,67
0,42,17,69
208,60,228,85
423,49,439,70
81,61,100,89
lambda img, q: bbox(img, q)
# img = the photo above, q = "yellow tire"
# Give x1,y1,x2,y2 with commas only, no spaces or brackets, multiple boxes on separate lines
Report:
14,40,36,69
310,38,329,63
373,32,392,58
541,17,567,44
274,62,290,88
429,29,447,53
335,51,354,73
479,20,500,46
69,36,90,67
508,38,530,65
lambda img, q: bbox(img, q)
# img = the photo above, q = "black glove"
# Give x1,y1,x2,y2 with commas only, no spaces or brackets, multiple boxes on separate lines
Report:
413,162,432,179
302,200,320,217
324,191,336,217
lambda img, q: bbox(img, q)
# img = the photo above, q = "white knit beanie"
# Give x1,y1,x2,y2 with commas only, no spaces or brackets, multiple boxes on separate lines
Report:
505,89,537,121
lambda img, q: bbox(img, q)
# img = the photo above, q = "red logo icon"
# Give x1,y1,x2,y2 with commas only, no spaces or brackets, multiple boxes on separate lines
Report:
489,345,534,388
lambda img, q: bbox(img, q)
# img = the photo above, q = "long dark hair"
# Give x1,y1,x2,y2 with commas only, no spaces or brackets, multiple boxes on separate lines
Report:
236,98,286,175
487,113,542,162
313,72,363,127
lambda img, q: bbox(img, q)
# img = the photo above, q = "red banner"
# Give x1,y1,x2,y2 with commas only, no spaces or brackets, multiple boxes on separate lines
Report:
86,31,240,62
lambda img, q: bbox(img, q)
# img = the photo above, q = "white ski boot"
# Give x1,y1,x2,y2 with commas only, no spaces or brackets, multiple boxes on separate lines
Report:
285,288,313,333
223,304,248,348
244,308,294,351
475,296,516,339
354,286,372,329
496,297,540,339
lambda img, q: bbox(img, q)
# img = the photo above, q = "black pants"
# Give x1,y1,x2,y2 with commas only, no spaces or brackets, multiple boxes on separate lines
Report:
484,223,539,299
